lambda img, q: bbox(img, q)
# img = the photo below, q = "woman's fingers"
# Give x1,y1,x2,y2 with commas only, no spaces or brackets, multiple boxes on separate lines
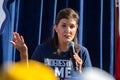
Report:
14,32,21,42
73,54,83,71
10,41,16,46
12,32,24,43
11,32,25,48
20,35,24,43
73,54,83,65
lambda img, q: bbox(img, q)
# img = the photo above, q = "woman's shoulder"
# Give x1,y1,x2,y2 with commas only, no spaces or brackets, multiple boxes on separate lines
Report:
79,45,88,51
78,44,89,54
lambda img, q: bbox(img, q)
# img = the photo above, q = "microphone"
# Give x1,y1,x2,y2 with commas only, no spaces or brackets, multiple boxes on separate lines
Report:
68,41,78,71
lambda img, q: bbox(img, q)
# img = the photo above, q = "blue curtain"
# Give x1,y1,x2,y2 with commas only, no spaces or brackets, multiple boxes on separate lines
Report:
0,0,115,75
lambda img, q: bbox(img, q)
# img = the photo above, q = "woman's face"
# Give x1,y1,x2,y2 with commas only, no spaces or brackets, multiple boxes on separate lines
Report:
54,18,78,44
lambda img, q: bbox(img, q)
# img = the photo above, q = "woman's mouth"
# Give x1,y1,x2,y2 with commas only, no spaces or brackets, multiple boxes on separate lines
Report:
64,34,71,39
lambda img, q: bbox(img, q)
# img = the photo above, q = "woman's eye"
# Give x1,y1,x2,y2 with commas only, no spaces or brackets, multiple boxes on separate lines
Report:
70,25,75,29
62,25,66,28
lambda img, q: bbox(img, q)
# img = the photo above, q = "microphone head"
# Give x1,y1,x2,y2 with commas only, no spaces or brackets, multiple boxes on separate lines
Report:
68,41,74,47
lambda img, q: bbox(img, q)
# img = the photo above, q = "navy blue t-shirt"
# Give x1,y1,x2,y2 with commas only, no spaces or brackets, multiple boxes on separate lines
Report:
31,42,92,80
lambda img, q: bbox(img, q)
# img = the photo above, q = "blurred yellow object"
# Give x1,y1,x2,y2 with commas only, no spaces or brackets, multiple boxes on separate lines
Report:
3,60,57,80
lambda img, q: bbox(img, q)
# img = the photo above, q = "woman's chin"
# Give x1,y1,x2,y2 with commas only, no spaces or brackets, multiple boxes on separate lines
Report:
64,39,72,43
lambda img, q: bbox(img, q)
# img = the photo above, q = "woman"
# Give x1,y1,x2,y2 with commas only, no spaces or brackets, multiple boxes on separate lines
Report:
11,8,92,79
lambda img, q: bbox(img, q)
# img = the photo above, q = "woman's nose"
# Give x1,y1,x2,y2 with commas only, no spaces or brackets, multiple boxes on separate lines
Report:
65,27,71,33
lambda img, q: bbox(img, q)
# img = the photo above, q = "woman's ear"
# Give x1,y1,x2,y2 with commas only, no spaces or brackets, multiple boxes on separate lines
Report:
54,24,57,32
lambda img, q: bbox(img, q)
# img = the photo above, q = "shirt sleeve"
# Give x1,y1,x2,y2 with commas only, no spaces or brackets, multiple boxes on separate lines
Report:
31,45,43,62
79,45,92,68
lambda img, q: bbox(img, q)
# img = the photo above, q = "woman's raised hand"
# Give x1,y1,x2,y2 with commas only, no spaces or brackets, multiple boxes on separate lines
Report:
10,32,28,62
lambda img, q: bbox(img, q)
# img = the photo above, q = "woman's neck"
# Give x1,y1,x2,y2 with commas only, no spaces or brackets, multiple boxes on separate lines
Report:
58,42,69,52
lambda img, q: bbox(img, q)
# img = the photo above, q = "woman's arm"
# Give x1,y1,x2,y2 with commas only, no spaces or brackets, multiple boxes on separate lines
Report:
10,32,28,64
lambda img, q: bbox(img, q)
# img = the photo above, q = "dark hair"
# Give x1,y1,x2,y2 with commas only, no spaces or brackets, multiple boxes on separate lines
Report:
48,8,80,53
56,8,79,25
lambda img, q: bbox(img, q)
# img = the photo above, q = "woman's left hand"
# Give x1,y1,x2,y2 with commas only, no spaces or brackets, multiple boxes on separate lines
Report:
73,53,83,72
